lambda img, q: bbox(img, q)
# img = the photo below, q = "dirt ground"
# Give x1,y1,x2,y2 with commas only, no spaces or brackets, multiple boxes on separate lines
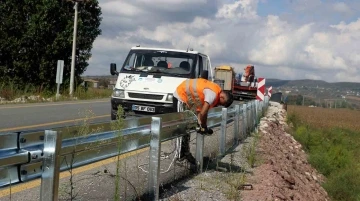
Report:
240,102,330,201
161,101,330,201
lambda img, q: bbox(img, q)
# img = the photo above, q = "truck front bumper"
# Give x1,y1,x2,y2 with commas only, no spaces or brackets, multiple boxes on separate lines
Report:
111,98,174,116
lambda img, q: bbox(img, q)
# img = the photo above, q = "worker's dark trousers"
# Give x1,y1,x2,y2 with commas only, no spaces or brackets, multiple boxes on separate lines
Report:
172,96,190,158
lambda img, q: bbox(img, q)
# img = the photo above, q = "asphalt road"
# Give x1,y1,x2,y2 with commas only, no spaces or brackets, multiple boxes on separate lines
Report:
0,119,238,201
0,98,243,133
0,98,112,133
0,98,245,200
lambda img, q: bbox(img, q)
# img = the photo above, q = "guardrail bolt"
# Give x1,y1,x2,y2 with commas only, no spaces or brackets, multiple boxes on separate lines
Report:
19,138,26,143
21,170,27,175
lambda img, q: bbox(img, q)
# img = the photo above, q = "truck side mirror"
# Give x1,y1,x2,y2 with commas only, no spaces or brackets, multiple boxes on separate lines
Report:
110,63,119,76
200,70,209,80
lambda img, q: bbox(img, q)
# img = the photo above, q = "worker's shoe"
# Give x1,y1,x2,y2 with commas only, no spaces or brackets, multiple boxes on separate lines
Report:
196,126,214,136
177,152,197,166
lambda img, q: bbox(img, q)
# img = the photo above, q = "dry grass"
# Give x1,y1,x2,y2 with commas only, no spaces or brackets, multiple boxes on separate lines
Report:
287,105,360,132
346,96,360,101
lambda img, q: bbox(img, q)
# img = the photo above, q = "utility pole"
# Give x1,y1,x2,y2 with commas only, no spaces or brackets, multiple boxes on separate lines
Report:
302,95,305,106
69,1,79,97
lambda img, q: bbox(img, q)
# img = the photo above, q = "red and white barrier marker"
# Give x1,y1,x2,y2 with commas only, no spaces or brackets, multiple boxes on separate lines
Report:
268,86,272,97
256,78,265,101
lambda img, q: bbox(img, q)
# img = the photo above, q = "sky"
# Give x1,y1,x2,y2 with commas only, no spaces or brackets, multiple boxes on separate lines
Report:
85,0,360,83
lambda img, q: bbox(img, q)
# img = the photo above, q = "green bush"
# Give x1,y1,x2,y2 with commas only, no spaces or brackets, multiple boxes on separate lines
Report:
324,167,360,201
293,125,322,152
287,112,360,201
286,112,300,128
309,144,354,177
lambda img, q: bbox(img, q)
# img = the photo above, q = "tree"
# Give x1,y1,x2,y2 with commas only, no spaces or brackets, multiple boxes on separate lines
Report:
0,0,102,92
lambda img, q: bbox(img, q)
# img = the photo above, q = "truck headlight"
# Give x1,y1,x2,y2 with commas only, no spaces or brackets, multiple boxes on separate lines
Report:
166,94,173,101
112,89,125,98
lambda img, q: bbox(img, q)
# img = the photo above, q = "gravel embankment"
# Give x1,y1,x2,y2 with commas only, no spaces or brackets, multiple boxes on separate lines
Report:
161,101,330,201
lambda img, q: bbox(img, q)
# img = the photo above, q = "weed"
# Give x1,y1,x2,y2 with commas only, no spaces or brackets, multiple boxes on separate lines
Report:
323,167,360,201
110,105,125,201
244,132,260,168
287,105,360,132
224,172,245,201
287,105,360,201
59,108,105,201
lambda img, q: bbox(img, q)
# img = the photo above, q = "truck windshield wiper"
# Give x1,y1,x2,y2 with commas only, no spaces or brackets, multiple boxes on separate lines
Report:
148,70,185,77
123,67,148,72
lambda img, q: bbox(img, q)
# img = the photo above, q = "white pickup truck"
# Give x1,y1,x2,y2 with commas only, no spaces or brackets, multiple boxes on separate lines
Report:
110,46,213,120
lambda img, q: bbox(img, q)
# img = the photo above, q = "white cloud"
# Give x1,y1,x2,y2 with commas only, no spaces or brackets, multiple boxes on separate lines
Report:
333,2,352,13
275,66,298,79
101,1,143,16
248,15,314,66
86,0,360,82
216,0,259,20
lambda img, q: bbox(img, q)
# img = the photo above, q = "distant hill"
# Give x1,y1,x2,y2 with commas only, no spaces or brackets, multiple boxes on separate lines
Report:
82,75,360,91
266,79,360,90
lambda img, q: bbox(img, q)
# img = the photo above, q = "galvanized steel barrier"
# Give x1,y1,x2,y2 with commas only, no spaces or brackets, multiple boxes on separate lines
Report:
0,98,269,201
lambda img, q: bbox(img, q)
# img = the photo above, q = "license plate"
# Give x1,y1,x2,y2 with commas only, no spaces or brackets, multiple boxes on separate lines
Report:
132,105,155,113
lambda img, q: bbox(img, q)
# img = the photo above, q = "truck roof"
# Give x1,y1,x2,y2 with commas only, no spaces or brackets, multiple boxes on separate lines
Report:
130,46,205,55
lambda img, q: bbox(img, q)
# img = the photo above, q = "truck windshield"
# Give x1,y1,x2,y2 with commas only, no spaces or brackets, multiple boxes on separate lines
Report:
121,49,196,76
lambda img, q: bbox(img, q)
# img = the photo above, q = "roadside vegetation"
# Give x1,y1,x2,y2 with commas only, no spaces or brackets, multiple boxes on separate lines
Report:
286,105,360,201
0,81,112,104
285,94,359,110
59,106,128,200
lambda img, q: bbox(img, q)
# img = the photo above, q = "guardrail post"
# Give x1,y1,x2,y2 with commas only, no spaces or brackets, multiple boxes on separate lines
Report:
148,117,162,201
242,104,247,138
40,130,62,201
220,108,227,155
196,133,204,173
252,101,255,127
247,103,251,135
255,100,259,132
252,101,256,131
234,105,240,146
247,103,250,134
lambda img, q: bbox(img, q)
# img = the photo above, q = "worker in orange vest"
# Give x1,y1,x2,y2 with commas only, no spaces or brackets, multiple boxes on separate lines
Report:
172,78,234,165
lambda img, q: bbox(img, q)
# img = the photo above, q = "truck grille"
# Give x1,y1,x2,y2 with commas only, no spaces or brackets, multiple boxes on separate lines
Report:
128,93,164,100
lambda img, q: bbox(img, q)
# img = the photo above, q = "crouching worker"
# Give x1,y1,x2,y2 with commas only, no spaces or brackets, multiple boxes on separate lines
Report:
172,78,234,165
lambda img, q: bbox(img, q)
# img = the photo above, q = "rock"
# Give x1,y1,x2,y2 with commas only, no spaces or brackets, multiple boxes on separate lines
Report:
28,95,41,101
231,102,330,201
275,192,286,200
284,175,296,185
312,174,318,181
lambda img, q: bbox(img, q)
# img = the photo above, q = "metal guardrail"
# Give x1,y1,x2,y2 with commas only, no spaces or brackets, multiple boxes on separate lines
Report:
0,98,269,201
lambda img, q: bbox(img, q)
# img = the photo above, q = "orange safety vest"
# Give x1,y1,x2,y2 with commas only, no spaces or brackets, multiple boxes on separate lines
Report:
176,78,222,112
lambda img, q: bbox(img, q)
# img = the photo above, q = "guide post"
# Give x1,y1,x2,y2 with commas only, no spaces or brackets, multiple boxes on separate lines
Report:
56,60,64,100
